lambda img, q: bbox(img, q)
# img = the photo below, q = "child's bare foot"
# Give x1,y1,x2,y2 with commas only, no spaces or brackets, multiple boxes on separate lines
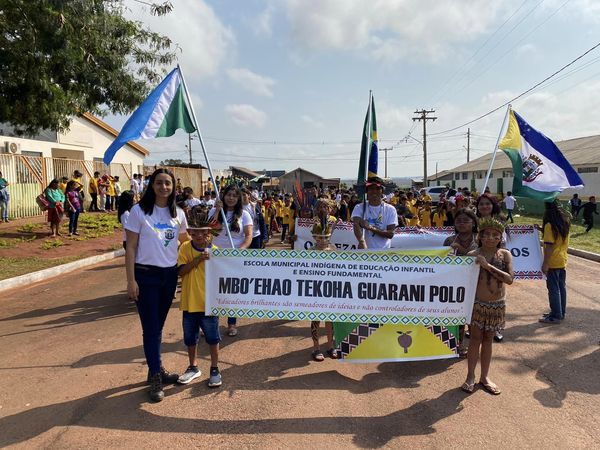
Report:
479,378,501,395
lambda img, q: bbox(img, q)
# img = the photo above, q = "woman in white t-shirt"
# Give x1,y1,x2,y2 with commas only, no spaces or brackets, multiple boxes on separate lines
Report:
124,169,189,403
209,184,253,336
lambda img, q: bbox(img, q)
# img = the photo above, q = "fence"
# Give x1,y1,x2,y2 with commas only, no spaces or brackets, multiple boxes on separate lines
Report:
0,154,134,220
142,165,207,196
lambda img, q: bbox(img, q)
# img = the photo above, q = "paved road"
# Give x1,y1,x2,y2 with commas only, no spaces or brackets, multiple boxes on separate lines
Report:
0,254,598,449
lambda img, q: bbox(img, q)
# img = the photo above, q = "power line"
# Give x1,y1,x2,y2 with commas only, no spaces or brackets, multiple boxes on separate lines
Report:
430,40,600,136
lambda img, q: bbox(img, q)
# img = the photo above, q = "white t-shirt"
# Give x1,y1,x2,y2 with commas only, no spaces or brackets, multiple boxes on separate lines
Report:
201,198,215,207
243,202,261,238
120,210,130,242
125,204,188,267
185,197,202,208
503,195,516,210
209,208,253,248
351,202,398,249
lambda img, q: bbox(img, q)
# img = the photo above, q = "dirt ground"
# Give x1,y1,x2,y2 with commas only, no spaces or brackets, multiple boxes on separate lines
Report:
0,213,122,260
0,244,598,449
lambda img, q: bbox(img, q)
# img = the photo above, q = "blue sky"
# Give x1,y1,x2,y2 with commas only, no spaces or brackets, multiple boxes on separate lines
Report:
107,0,600,180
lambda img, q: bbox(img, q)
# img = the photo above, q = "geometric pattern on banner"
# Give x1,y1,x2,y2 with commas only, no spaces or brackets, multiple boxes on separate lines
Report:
426,325,458,354
338,323,381,359
339,324,457,362
211,248,474,266
513,270,543,279
209,308,466,326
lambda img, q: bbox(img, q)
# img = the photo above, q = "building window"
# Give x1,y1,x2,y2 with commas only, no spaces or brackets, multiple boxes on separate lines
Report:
577,166,598,173
502,170,513,177
454,173,460,180
461,172,468,180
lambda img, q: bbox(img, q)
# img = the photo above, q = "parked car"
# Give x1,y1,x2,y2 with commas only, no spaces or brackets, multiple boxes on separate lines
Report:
421,186,446,205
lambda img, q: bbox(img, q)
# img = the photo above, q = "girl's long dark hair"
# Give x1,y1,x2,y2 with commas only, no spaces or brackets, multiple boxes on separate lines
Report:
118,190,135,222
218,184,243,232
65,180,77,192
138,169,177,218
475,193,501,218
543,200,570,240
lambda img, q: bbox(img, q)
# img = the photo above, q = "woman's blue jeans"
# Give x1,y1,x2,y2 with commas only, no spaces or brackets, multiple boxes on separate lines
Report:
134,264,178,375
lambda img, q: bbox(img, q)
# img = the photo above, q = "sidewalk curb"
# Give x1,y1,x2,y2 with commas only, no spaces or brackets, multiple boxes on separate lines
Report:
0,249,125,293
567,247,600,263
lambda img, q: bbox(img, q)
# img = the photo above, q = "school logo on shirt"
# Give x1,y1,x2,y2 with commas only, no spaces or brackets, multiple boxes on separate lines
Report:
153,222,176,247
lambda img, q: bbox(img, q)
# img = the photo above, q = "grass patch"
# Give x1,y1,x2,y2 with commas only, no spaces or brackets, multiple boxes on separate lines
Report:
511,213,600,254
16,223,43,233
0,238,16,248
0,256,80,280
40,239,64,250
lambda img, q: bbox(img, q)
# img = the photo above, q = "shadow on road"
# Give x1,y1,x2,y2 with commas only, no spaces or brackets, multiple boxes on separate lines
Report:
0,382,465,448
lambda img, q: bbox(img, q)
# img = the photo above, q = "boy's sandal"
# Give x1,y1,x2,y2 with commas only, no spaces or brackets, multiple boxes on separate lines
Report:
458,346,469,358
311,350,325,362
326,348,338,359
461,381,476,394
227,327,238,337
479,382,501,395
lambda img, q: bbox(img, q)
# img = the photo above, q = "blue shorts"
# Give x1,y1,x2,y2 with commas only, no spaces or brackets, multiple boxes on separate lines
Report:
182,312,221,346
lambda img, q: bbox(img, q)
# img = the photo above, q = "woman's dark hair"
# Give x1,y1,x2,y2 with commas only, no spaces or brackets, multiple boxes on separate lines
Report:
46,178,59,190
138,169,177,218
118,190,135,222
475,193,501,218
454,208,478,234
542,200,570,240
218,184,243,232
65,180,77,192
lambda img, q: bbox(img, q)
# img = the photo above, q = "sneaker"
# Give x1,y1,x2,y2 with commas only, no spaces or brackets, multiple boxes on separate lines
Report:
177,365,201,385
493,332,504,342
148,373,164,402
147,366,179,384
208,367,222,388
539,316,561,324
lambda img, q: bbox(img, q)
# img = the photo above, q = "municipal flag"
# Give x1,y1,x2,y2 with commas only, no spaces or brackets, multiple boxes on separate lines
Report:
357,95,378,186
103,67,196,165
499,110,583,201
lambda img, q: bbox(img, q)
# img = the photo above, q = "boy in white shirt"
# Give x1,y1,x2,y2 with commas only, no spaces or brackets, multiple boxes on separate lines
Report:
503,191,517,223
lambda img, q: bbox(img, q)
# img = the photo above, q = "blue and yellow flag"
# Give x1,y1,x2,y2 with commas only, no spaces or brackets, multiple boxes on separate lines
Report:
357,95,378,186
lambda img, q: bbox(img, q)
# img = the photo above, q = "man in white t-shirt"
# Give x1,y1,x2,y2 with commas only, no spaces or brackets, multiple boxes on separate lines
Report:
352,176,398,249
201,191,215,208
502,191,517,223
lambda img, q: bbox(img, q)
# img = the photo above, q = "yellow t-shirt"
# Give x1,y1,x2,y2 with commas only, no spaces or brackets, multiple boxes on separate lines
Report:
420,209,432,227
107,180,116,196
422,194,432,203
407,204,420,226
88,178,98,194
433,211,446,227
178,241,214,312
58,182,67,193
71,177,83,191
276,200,284,217
543,223,569,269
282,204,294,226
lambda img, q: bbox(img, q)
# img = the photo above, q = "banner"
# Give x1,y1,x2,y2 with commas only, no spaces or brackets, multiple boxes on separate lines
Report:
205,248,478,327
295,219,543,279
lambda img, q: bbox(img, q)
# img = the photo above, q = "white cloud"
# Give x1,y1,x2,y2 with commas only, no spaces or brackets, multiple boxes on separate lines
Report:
254,5,275,37
225,104,268,128
281,0,510,63
300,114,324,128
125,0,235,78
227,68,276,97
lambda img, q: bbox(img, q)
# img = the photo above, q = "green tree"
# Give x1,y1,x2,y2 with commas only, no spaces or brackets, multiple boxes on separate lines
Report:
0,0,176,135
159,158,184,166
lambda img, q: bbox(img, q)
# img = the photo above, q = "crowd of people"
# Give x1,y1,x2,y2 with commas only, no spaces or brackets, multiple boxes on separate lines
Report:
117,169,577,402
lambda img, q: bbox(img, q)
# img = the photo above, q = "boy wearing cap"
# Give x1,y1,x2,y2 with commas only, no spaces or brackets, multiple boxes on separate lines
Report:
176,207,223,387
352,176,398,249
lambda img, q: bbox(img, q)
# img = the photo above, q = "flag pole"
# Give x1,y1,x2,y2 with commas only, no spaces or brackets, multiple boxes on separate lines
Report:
482,104,511,193
178,64,235,248
361,91,373,220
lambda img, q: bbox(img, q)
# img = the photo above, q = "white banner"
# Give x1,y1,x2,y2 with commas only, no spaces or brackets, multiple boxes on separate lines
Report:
294,219,543,279
205,248,479,326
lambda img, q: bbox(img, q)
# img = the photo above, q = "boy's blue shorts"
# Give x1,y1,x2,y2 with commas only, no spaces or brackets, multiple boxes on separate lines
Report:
182,312,221,346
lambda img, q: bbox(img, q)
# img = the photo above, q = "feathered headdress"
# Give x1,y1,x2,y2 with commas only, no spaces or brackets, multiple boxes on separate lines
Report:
478,217,505,233
187,205,222,236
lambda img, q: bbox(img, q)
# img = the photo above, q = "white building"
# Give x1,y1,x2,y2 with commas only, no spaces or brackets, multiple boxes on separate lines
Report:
430,135,600,197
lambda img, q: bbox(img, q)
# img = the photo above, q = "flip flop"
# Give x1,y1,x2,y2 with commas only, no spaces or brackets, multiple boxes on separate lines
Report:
479,382,501,395
326,348,338,359
461,381,475,394
227,327,238,337
311,350,325,362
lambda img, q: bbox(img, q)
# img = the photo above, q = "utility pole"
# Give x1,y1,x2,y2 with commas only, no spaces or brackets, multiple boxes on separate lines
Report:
188,133,193,164
412,109,437,187
381,147,393,178
467,128,470,163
